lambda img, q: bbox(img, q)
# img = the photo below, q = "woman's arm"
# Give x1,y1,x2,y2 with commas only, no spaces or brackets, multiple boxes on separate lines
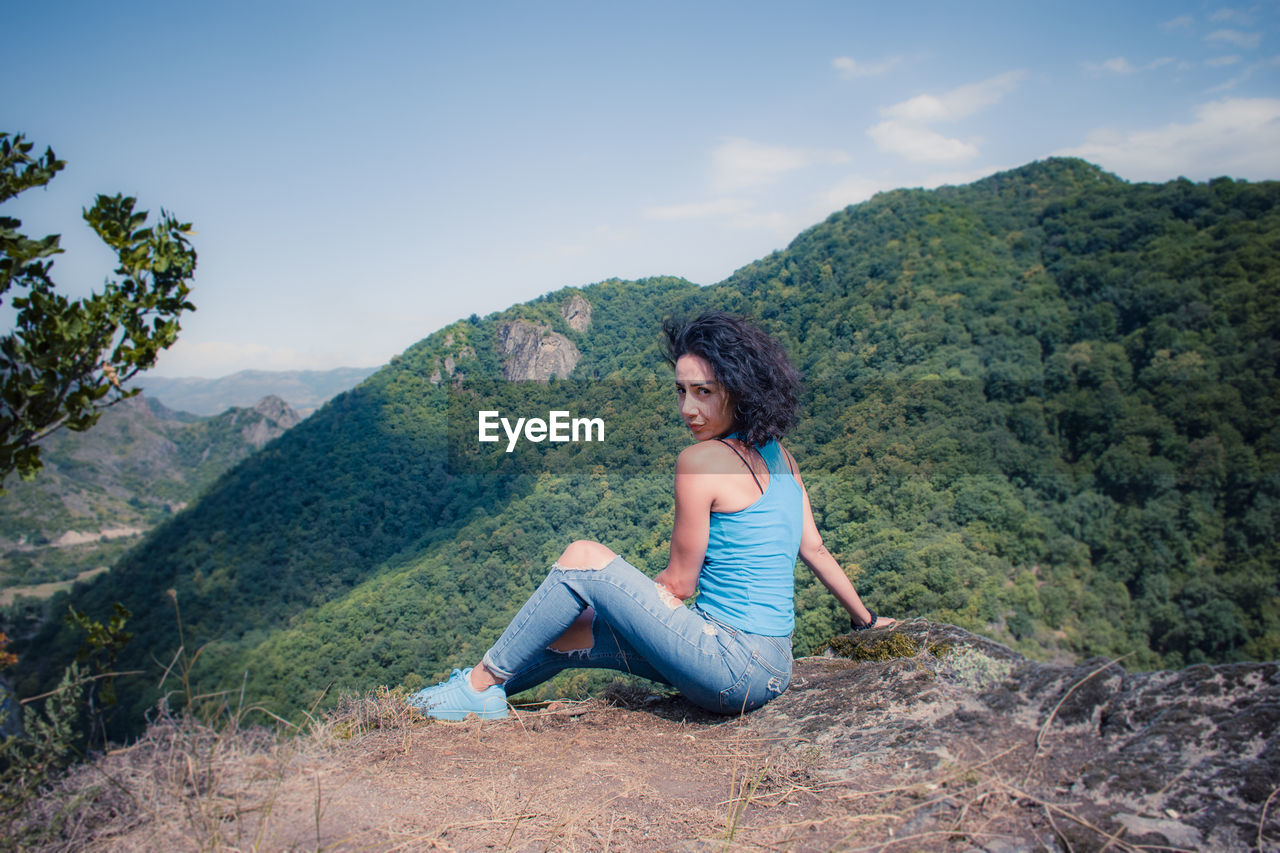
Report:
787,448,894,629
654,443,719,600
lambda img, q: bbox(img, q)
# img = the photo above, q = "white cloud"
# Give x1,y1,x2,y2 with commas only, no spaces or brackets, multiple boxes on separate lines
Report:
1206,54,1244,67
1054,97,1280,180
1206,53,1280,92
867,121,980,162
1085,56,1175,74
710,138,849,192
1206,29,1262,49
642,139,853,233
881,70,1026,122
832,55,899,78
1089,56,1136,74
1161,14,1194,30
868,71,1022,164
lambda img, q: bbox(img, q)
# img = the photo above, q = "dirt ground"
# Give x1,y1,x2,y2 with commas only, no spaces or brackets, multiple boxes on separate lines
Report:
24,681,1034,852
20,625,1280,851
296,697,815,851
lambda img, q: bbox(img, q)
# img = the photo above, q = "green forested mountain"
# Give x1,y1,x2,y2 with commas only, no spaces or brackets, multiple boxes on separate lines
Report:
11,158,1278,733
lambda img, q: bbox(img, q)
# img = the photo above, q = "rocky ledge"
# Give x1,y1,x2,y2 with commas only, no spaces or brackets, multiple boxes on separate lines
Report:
9,620,1277,851
751,621,1279,851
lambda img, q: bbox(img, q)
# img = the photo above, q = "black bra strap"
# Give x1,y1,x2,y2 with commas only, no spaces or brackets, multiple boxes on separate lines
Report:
717,438,763,494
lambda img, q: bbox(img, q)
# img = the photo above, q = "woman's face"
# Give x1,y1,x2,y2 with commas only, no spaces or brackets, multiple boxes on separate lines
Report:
675,353,735,441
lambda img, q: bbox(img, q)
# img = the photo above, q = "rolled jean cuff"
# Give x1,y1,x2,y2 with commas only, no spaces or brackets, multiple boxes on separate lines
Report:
480,653,515,682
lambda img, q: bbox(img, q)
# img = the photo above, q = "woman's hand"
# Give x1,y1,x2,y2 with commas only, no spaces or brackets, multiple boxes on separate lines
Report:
651,572,688,608
851,612,897,631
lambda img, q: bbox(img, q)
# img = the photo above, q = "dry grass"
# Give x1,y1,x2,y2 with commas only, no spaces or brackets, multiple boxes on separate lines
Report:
12,681,826,851
14,699,323,851
9,657,1264,852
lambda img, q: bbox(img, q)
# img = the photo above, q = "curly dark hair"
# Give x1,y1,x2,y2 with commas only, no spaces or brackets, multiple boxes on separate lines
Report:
662,312,802,448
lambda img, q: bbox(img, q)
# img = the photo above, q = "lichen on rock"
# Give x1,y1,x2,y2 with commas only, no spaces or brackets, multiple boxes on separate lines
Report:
746,619,1279,850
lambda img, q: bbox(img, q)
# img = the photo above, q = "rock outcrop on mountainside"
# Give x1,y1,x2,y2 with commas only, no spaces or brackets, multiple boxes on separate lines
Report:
561,291,592,332
13,621,1277,851
238,396,302,448
497,319,581,381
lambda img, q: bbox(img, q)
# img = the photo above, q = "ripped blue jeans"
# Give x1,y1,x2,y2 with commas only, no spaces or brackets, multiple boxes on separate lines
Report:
482,555,792,714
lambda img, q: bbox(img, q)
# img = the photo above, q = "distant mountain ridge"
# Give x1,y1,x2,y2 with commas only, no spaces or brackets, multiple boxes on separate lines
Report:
0,395,301,593
133,367,379,416
13,158,1279,737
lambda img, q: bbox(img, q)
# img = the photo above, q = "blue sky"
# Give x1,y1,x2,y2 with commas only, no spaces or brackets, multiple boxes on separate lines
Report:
6,0,1279,377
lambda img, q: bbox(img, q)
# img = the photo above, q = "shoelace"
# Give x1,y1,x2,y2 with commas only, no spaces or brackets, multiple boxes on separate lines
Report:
420,669,466,704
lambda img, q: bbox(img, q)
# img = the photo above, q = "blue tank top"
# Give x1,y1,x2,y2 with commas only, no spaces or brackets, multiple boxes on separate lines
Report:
697,439,803,636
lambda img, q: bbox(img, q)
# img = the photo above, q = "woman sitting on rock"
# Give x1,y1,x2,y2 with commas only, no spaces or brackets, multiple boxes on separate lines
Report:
409,311,894,719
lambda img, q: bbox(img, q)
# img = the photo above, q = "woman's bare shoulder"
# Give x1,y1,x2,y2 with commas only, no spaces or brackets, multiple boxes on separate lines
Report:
676,440,741,474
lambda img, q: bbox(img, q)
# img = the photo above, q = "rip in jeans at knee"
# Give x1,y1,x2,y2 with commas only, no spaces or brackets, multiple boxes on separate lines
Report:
549,608,596,654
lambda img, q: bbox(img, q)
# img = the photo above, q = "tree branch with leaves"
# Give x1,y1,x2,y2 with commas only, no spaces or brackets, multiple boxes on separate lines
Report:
0,132,197,487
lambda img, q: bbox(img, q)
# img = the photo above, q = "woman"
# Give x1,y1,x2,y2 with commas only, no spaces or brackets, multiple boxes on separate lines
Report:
409,312,893,720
